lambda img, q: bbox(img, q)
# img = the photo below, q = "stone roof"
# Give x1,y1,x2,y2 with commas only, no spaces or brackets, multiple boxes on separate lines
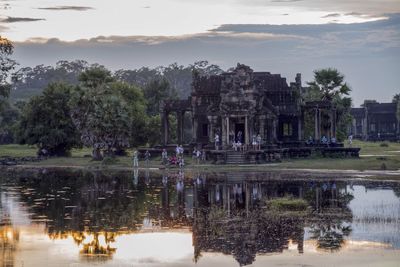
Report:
366,102,397,113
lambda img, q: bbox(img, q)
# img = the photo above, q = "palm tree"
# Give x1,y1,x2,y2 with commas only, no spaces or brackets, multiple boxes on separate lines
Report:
307,68,351,101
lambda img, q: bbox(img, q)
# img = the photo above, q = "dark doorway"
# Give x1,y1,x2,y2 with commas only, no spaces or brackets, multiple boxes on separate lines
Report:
235,123,245,142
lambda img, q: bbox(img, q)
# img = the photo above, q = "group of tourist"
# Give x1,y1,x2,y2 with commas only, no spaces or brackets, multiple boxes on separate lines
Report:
192,148,207,164
132,149,151,167
306,135,337,146
214,131,263,151
132,145,207,169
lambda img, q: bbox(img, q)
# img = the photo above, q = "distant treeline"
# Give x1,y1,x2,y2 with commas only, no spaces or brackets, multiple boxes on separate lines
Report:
11,60,223,101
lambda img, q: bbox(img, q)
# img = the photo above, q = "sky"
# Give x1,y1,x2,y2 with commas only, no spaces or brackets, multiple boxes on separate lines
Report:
1,0,400,105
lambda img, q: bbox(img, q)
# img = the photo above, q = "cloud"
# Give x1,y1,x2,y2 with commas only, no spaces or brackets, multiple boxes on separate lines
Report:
1,16,45,23
321,13,341,18
0,24,8,31
13,14,400,106
271,0,303,2
37,6,94,11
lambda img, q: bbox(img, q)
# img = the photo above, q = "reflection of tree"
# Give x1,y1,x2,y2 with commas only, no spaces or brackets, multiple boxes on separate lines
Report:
303,181,353,251
0,226,19,267
309,221,352,251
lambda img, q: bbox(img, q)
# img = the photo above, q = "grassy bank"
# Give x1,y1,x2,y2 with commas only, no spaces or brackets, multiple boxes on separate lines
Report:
1,141,400,171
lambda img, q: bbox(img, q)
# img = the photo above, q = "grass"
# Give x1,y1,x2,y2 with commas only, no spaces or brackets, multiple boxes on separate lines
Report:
265,197,308,211
348,140,400,156
1,140,400,171
0,144,37,157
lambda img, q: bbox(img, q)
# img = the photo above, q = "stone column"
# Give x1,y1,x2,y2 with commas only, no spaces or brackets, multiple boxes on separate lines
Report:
177,111,184,145
259,116,266,141
298,115,303,141
162,112,169,145
272,118,277,141
314,108,320,141
226,117,230,145
330,108,337,138
222,115,227,147
245,116,249,144
208,116,214,143
192,114,198,143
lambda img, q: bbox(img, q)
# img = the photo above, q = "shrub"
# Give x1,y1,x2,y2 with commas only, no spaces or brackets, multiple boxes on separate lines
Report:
265,197,308,211
380,142,389,147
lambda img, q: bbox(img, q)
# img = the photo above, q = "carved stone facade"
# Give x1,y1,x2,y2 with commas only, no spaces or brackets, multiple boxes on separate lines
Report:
350,102,399,141
161,64,305,147
160,63,340,147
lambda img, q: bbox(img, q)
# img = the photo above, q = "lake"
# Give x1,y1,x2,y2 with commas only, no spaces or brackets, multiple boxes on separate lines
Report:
1,169,399,267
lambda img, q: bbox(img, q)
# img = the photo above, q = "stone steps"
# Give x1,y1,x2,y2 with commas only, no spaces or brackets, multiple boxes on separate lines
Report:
226,151,246,164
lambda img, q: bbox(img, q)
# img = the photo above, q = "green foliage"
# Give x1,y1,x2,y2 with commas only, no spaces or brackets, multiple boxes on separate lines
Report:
145,115,161,146
16,83,80,156
307,68,351,101
11,60,89,101
143,78,177,116
0,36,16,102
70,67,148,157
393,93,400,123
380,142,389,147
304,68,352,141
265,197,308,211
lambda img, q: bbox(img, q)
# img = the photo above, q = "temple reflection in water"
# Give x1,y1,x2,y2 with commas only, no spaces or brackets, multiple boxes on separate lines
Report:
1,169,399,266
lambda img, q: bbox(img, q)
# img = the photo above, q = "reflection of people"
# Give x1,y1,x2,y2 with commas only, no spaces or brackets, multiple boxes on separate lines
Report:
145,168,150,185
133,169,139,186
132,150,139,167
162,174,168,186
144,150,151,164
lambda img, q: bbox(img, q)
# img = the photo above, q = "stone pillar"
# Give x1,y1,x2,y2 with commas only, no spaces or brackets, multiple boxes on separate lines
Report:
162,112,169,145
259,116,265,141
272,118,277,141
314,108,320,141
226,117,230,145
192,114,198,143
177,111,184,145
245,116,249,144
208,116,215,143
330,108,336,138
222,116,227,147
298,115,303,141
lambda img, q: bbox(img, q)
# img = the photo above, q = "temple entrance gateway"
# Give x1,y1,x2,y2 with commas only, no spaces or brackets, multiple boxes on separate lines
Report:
235,123,245,142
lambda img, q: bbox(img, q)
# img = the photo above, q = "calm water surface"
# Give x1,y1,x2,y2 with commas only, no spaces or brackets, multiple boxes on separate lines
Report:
1,169,400,267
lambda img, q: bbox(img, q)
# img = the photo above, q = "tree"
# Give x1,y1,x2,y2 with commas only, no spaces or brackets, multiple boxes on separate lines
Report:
0,36,17,117
16,83,80,156
70,67,147,160
143,78,177,116
304,68,352,141
0,36,16,100
393,93,400,135
307,68,351,101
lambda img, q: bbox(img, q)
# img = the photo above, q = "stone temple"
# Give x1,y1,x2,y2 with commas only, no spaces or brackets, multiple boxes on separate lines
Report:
162,64,304,145
159,63,359,163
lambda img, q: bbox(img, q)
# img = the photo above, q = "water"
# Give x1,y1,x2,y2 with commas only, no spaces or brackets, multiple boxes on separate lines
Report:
1,169,399,267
